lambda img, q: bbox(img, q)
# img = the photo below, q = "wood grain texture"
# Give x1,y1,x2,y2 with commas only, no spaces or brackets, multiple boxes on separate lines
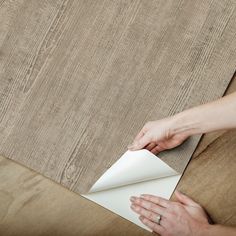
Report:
0,0,65,143
0,0,236,194
0,68,235,236
0,127,235,235
0,155,151,236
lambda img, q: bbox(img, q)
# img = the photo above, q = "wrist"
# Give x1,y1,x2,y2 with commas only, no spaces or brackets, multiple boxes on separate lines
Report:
199,223,214,236
169,110,204,137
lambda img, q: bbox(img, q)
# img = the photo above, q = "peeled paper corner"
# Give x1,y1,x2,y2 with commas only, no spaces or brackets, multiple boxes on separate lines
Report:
82,149,181,231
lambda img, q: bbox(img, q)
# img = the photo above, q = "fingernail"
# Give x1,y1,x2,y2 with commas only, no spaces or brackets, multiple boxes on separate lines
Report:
128,144,135,149
130,196,135,202
139,216,144,220
131,205,139,211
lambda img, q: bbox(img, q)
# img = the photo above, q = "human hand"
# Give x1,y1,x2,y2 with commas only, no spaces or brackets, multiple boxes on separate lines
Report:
130,190,211,236
127,118,189,155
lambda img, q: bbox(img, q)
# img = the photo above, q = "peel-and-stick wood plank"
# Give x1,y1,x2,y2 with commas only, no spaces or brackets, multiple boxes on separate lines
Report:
0,0,65,143
0,130,236,235
0,0,236,193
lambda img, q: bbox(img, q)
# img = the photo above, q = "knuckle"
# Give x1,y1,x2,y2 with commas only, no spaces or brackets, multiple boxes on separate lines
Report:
174,139,183,145
150,202,157,209
151,203,161,213
153,196,161,204
153,225,164,234
158,199,164,205
135,198,141,204
144,195,151,201
142,217,148,224
140,200,146,208
146,202,154,211
172,202,182,209
139,208,145,214
134,206,141,213
147,211,154,219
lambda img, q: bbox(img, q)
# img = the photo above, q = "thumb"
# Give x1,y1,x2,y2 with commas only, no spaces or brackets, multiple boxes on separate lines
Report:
128,133,151,150
174,190,199,207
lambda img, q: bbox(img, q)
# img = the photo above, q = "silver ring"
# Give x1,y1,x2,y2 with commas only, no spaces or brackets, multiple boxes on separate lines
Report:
156,215,162,225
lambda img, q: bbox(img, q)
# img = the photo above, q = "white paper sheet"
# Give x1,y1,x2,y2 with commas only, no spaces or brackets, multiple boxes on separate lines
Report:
83,150,181,231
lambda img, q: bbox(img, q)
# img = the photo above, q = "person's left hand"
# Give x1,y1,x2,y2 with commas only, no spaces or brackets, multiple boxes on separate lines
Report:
130,190,211,236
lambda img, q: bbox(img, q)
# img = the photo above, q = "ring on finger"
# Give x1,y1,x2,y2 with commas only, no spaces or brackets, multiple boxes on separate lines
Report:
155,214,162,225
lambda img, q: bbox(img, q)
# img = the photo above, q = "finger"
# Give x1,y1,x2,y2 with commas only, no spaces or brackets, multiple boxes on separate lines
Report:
150,145,165,155
174,190,199,207
130,197,166,216
130,204,162,223
134,130,145,142
140,194,171,208
144,142,156,151
127,130,145,150
128,133,151,151
139,216,165,235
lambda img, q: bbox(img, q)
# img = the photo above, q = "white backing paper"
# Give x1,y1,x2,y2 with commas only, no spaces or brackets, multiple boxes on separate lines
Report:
83,149,181,231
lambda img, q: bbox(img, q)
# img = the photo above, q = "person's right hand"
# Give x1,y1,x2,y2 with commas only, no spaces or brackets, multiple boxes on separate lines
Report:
128,92,236,155
127,118,189,155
